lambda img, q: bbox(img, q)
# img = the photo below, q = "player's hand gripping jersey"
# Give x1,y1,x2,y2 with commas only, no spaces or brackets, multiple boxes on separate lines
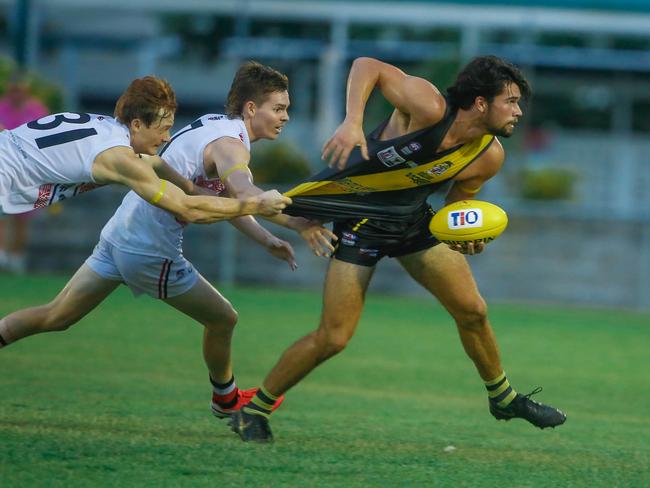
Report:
285,102,494,222
0,113,131,214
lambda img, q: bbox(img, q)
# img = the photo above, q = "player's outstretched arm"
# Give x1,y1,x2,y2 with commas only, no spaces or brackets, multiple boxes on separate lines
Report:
141,154,197,195
322,57,446,169
229,216,297,270
91,146,291,223
208,137,336,256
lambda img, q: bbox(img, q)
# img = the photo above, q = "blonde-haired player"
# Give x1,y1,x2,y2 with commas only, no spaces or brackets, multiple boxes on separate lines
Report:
0,75,289,222
0,63,334,421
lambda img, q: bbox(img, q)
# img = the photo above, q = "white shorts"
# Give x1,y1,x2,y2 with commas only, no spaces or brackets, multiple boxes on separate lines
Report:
86,238,198,299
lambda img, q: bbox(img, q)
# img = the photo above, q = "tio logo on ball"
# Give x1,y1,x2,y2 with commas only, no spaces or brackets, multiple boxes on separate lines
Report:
448,209,483,229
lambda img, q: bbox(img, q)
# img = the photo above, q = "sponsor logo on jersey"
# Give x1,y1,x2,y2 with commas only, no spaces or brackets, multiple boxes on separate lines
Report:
404,161,454,185
377,146,406,167
341,238,356,246
342,232,357,241
405,172,434,185
427,161,453,176
448,209,483,229
400,141,422,156
359,248,379,257
334,177,376,194
176,266,193,279
208,115,225,120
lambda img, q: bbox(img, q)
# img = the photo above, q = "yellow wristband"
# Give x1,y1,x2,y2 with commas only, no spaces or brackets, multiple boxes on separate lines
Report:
221,163,250,180
459,185,482,195
149,179,167,204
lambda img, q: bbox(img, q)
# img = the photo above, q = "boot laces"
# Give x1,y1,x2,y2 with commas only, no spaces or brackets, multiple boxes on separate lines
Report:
522,387,543,405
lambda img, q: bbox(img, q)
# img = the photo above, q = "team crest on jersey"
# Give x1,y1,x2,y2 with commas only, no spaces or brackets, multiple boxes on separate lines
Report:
377,146,406,167
400,141,422,156
427,161,453,176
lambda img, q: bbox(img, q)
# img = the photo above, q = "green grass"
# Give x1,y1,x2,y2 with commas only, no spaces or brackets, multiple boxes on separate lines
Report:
1,274,649,487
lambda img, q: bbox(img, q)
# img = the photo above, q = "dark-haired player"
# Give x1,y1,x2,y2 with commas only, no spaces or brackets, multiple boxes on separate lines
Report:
231,56,566,442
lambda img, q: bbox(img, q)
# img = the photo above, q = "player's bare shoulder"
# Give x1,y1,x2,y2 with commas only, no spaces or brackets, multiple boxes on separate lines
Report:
477,137,505,177
401,75,446,128
206,133,250,162
91,145,141,184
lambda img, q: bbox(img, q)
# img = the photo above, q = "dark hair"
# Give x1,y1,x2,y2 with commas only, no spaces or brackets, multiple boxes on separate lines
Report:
447,56,531,110
114,76,177,127
225,61,289,118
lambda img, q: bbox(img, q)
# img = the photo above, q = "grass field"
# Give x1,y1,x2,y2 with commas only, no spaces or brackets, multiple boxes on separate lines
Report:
1,274,649,487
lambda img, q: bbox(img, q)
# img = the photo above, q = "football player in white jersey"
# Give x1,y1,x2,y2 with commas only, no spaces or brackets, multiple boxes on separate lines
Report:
0,75,290,221
0,62,335,420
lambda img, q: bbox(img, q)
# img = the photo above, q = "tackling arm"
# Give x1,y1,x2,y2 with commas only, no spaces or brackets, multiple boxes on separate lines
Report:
91,146,290,224
208,137,336,255
144,154,197,195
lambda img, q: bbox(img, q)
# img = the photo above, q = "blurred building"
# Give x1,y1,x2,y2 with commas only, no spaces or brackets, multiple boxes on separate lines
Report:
1,0,650,309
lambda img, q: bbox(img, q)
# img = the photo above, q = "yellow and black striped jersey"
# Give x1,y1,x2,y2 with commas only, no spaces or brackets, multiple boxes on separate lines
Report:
285,100,494,222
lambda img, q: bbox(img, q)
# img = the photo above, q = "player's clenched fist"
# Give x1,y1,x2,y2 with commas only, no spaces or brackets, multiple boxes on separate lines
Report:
256,190,292,216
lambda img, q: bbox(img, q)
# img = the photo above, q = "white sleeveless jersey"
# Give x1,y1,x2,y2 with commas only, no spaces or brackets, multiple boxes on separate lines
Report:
101,115,250,259
0,113,131,214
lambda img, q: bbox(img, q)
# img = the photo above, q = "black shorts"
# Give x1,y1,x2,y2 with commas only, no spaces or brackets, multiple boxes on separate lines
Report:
332,206,441,267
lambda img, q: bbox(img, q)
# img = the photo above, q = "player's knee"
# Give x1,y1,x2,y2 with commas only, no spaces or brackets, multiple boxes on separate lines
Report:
454,298,488,331
316,328,352,358
226,308,239,329
205,306,238,333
